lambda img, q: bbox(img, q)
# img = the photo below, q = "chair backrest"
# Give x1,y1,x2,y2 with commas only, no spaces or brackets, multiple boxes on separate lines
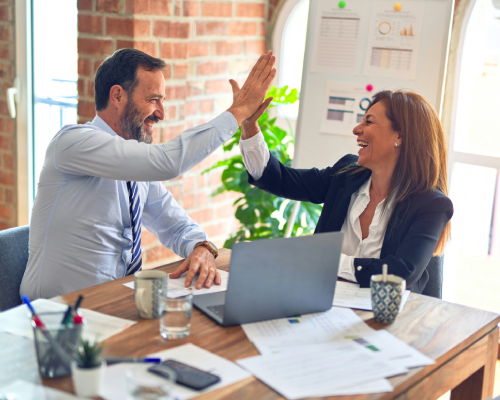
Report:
421,255,443,299
0,225,30,311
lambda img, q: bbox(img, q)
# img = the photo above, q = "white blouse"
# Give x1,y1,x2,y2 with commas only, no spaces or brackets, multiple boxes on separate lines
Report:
240,131,393,282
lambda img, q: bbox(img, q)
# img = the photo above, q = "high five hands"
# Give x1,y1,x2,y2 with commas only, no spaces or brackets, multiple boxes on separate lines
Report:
227,50,276,127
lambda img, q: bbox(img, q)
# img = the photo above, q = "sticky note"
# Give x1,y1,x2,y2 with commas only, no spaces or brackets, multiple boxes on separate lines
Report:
339,1,346,8
394,2,402,11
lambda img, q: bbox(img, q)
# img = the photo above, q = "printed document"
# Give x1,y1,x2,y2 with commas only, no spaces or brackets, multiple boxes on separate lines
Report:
237,342,406,399
333,281,411,311
363,1,425,79
311,0,368,75
320,81,378,136
0,299,136,342
123,270,229,298
241,306,372,343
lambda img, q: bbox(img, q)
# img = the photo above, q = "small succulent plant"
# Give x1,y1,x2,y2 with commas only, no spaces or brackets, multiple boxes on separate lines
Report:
73,337,104,368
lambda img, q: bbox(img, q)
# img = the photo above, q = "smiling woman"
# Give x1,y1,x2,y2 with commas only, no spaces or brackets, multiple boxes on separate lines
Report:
239,89,453,294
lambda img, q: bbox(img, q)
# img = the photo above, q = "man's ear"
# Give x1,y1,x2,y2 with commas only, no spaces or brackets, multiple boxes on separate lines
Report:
108,85,128,110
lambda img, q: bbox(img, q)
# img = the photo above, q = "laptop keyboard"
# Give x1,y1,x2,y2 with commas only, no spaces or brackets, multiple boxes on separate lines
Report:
207,304,225,317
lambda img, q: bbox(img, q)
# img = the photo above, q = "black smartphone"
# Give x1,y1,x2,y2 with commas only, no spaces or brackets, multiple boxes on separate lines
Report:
148,359,221,391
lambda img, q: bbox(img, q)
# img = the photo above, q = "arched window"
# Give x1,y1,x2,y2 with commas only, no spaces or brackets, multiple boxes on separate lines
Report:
272,0,309,121
444,0,500,310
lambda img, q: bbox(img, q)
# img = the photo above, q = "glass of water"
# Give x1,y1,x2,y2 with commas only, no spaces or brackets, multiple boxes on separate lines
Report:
159,290,193,340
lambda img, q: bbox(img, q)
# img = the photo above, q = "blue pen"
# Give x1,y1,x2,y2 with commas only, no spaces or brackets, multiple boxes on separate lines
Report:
104,357,162,365
22,294,37,316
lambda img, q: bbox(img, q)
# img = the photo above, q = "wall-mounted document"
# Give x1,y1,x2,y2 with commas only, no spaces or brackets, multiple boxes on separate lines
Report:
363,1,424,80
311,0,368,75
320,81,376,136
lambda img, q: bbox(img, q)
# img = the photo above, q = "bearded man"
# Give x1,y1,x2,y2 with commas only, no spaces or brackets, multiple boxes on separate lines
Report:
20,48,276,299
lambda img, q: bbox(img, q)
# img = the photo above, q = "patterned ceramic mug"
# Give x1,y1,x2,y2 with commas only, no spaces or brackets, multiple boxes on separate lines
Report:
370,274,406,323
134,270,168,319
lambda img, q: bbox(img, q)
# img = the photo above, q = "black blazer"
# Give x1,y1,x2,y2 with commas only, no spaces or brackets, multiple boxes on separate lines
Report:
248,154,454,294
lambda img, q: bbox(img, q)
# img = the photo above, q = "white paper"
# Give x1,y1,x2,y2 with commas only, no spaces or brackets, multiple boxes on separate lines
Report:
333,281,411,311
345,329,434,370
123,270,229,298
320,81,378,136
100,343,251,400
311,0,368,74
363,1,425,79
241,306,372,344
0,332,40,388
237,342,404,399
0,299,136,342
0,380,89,400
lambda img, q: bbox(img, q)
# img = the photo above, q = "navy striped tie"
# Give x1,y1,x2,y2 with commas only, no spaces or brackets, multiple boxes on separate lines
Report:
126,181,142,276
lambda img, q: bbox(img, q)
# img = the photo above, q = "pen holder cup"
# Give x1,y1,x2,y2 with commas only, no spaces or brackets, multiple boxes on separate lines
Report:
31,311,83,379
370,274,406,324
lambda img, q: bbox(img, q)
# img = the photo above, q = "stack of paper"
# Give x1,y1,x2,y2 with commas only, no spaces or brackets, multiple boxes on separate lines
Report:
333,281,411,311
123,270,230,298
0,299,136,342
238,307,434,399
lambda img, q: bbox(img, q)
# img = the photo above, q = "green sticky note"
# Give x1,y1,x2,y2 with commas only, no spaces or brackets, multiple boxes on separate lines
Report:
338,1,346,8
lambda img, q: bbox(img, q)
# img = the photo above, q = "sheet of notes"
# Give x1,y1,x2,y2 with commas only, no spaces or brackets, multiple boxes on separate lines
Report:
311,0,368,74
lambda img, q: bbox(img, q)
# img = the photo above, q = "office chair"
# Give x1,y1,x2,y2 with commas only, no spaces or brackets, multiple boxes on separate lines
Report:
0,225,29,311
421,256,443,299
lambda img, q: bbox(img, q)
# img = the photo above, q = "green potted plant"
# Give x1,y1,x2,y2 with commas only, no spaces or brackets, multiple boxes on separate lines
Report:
204,86,323,247
70,337,105,397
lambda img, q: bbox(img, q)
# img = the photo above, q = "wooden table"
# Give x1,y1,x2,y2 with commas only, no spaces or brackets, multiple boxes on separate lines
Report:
44,248,500,400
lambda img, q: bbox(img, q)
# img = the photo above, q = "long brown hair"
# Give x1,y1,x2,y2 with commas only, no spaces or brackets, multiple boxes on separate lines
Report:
356,90,451,255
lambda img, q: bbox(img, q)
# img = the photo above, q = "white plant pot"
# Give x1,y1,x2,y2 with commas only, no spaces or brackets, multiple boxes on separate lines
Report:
71,360,106,397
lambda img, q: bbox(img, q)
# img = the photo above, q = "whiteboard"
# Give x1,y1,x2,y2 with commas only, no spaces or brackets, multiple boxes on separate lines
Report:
293,0,454,169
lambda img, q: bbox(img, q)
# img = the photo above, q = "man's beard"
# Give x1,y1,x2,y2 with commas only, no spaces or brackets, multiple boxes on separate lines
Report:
119,100,156,144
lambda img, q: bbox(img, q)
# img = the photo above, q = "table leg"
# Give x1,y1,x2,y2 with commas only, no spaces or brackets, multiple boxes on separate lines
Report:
450,327,498,400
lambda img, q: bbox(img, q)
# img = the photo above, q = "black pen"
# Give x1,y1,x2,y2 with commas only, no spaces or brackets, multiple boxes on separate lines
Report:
73,295,84,313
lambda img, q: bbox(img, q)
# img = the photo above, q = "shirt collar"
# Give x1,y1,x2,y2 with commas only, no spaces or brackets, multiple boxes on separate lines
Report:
91,115,118,137
356,175,372,197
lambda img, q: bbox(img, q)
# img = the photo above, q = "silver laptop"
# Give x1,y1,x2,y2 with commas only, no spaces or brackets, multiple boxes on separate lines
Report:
193,232,344,326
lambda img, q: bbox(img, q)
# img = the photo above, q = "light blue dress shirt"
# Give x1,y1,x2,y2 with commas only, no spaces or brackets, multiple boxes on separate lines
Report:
20,112,238,299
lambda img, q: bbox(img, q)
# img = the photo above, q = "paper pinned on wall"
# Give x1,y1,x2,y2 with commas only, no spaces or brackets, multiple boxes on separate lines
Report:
320,81,377,136
310,0,369,75
363,1,425,80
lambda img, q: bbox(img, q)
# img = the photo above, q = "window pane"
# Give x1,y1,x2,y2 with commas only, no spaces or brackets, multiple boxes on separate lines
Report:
444,162,500,313
279,0,309,119
453,0,500,157
32,0,78,192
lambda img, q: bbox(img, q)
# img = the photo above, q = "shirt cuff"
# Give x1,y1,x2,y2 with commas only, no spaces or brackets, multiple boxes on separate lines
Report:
210,111,238,141
240,130,265,150
338,254,358,283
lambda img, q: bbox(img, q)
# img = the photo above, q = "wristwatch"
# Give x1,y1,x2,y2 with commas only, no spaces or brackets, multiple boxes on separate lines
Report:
194,240,219,259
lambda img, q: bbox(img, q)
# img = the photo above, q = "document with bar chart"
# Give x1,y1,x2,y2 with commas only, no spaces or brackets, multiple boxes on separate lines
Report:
363,1,424,80
320,81,376,136
310,0,368,75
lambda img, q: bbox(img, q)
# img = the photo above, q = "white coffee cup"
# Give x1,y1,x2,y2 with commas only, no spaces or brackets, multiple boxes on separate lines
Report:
134,270,168,319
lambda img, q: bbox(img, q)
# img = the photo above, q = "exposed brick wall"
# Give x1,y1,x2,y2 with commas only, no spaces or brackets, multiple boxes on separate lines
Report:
77,0,269,268
0,0,16,230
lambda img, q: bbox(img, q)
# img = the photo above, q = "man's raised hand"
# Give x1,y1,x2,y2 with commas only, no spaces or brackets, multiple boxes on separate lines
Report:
227,50,276,126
